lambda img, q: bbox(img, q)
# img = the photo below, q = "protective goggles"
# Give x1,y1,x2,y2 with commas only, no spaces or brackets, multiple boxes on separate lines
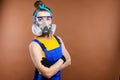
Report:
36,16,52,22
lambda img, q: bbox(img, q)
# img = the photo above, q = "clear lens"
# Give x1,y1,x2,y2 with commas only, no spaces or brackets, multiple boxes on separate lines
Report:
37,16,52,22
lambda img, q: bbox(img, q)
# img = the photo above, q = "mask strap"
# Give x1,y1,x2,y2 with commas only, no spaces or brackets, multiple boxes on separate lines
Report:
38,4,52,16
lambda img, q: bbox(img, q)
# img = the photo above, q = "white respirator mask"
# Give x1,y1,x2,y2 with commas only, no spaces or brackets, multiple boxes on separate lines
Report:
32,21,56,36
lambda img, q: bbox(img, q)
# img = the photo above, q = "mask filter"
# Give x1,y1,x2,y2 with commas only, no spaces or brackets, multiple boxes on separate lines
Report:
32,22,56,36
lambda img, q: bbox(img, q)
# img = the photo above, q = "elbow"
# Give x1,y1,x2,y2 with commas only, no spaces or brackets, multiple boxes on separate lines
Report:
44,72,53,79
37,66,54,79
69,59,71,66
41,69,53,79
67,58,71,66
46,74,52,79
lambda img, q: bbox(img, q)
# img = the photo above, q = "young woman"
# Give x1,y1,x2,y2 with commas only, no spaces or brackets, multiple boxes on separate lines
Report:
29,0,71,80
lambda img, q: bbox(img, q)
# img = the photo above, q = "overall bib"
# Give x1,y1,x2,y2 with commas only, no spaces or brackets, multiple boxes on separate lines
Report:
32,35,62,80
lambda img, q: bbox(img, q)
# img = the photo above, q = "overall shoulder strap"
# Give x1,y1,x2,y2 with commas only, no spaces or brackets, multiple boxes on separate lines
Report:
54,35,61,45
32,39,46,51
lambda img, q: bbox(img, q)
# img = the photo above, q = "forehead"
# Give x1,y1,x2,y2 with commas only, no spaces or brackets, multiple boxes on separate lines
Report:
37,11,51,17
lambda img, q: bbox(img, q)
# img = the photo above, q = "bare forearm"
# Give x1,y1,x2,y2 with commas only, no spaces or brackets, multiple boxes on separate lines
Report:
37,55,71,78
40,59,64,78
49,59,64,77
60,58,71,70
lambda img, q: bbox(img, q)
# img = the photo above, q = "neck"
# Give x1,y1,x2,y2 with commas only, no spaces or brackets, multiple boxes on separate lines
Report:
41,34,52,40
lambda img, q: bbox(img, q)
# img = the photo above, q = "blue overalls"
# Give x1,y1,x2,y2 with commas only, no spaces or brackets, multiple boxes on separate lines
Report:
32,35,62,80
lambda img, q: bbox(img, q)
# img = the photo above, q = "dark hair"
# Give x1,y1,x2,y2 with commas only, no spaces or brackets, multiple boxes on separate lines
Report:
34,0,44,9
34,0,52,12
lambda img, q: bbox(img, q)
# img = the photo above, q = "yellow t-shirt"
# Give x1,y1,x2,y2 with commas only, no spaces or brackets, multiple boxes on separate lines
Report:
35,35,60,57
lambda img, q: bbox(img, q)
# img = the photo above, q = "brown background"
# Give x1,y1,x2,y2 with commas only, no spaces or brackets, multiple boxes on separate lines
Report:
0,0,119,80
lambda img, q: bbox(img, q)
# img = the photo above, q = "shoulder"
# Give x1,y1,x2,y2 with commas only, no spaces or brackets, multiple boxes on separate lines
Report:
54,35,64,44
54,35,61,40
29,40,42,51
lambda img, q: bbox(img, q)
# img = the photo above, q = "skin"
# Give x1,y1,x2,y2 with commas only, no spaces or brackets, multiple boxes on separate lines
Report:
36,11,52,25
29,11,71,78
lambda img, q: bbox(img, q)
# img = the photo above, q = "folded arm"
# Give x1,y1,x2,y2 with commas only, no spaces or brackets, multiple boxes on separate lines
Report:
57,36,71,70
29,42,64,78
